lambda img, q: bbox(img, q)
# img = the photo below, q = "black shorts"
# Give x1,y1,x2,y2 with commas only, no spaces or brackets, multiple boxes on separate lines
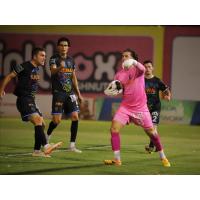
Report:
16,96,42,122
149,110,160,125
51,92,79,116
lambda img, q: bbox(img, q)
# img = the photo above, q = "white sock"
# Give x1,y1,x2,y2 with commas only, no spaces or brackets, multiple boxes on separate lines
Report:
158,150,166,159
34,150,40,153
114,150,121,161
46,135,51,143
70,142,75,148
44,144,50,149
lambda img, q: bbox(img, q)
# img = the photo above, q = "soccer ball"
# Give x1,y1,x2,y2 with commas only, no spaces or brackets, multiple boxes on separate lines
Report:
104,80,123,96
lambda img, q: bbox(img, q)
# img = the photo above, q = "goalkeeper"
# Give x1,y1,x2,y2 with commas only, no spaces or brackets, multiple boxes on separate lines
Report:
104,49,171,167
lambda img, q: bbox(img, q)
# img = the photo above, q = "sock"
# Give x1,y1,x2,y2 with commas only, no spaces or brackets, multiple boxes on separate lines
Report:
111,132,121,160
150,133,163,151
35,125,47,147
149,140,155,148
70,142,75,148
34,127,42,151
158,150,166,160
114,150,121,161
47,121,57,136
70,120,78,142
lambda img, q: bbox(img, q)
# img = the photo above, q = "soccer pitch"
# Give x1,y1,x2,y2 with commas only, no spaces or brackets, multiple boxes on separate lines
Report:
0,118,200,175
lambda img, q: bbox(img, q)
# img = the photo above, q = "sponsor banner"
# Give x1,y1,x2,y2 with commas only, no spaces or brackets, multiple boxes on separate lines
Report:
160,100,197,124
0,94,96,120
0,33,153,94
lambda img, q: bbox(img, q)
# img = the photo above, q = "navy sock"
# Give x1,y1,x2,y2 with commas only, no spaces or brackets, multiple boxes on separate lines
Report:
35,125,47,147
47,121,57,136
149,140,155,148
34,126,42,150
70,120,78,142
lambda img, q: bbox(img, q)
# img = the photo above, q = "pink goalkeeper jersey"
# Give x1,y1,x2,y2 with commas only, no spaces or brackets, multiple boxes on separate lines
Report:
114,62,149,112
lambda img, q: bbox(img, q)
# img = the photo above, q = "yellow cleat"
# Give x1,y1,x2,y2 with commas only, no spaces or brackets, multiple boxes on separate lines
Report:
161,158,171,167
44,141,63,155
104,159,122,166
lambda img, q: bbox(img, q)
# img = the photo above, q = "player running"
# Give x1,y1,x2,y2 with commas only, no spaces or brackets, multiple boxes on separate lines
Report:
144,60,171,153
46,37,83,153
104,49,171,167
0,47,63,157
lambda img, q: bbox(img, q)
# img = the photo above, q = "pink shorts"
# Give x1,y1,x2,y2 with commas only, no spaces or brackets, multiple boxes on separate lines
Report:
113,106,153,129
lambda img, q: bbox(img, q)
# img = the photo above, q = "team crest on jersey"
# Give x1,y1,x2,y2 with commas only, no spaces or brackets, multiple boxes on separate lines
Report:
31,68,40,80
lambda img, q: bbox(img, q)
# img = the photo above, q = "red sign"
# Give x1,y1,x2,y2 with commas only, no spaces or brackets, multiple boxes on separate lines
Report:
0,33,153,94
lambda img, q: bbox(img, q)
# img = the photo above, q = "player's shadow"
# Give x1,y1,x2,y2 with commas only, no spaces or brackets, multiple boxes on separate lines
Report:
2,163,104,175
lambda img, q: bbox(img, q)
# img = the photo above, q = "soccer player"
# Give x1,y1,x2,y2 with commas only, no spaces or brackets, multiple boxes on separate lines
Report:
104,49,171,167
46,37,83,153
144,60,171,153
0,47,63,157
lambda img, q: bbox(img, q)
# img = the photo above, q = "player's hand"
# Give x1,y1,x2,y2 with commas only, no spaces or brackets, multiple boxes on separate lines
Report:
0,90,5,99
77,94,84,105
59,60,65,72
122,59,137,70
163,95,171,101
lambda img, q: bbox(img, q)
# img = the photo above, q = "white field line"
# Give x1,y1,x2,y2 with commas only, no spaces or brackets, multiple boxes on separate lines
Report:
0,144,143,158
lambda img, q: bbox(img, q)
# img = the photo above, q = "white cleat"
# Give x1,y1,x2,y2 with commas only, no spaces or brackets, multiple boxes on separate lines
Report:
67,147,82,153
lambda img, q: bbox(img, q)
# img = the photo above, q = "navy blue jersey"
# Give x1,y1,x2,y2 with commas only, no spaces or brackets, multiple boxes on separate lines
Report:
49,54,75,94
145,76,168,112
12,61,39,97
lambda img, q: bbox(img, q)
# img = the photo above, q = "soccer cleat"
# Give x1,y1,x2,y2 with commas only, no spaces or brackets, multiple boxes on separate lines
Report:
104,159,122,166
145,145,156,154
32,151,51,158
44,141,63,155
67,147,82,153
161,158,171,167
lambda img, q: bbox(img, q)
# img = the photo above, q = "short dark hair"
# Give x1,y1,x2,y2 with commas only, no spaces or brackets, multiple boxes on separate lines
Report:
32,47,45,58
143,60,153,65
123,49,138,61
57,37,71,46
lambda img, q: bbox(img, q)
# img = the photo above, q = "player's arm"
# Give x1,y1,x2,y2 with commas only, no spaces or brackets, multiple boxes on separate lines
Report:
50,60,65,75
72,70,83,104
159,79,171,101
162,88,171,101
123,59,145,76
0,71,17,98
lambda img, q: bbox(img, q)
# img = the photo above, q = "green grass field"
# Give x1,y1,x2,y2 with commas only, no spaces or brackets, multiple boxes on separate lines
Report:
0,118,200,175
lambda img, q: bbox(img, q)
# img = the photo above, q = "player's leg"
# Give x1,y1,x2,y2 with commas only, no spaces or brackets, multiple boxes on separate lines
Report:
65,94,81,153
104,107,128,166
29,113,63,156
68,111,82,153
145,124,158,153
144,127,170,167
47,93,64,142
46,114,62,142
145,111,160,153
141,111,170,167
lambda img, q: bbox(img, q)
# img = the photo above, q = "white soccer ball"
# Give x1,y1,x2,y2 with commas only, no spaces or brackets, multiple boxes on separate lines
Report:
104,80,123,96
122,59,136,69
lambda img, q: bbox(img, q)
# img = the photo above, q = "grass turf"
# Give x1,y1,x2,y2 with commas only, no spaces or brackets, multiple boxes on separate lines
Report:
0,118,200,175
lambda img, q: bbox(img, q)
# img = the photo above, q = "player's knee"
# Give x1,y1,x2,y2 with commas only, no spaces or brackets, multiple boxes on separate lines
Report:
71,112,79,121
110,126,119,133
145,127,155,136
71,115,79,121
53,117,61,125
33,116,43,126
